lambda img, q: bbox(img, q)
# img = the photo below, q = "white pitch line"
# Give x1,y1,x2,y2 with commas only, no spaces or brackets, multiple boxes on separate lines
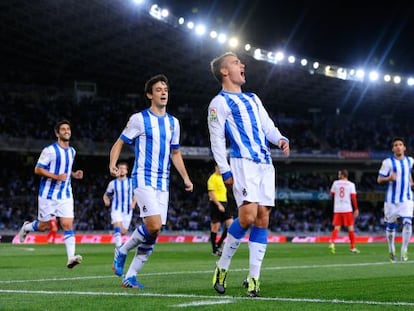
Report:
172,299,233,307
0,275,117,284
0,289,413,307
0,260,411,284
20,247,36,251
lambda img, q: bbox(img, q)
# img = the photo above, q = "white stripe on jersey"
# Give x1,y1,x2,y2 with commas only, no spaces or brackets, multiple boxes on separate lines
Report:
105,178,133,214
120,109,180,191
330,179,356,213
379,156,414,203
208,90,288,175
36,142,75,200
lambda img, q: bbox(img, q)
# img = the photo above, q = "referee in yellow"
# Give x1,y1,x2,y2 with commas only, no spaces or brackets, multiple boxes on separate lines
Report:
207,163,234,256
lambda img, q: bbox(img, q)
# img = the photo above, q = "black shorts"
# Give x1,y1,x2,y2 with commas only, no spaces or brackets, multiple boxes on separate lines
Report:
210,201,233,223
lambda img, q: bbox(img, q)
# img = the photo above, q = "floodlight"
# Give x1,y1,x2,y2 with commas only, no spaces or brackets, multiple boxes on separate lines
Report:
356,69,365,79
161,9,169,18
195,24,206,36
210,31,217,38
217,33,227,44
149,4,161,19
228,37,239,48
275,51,284,62
369,71,379,81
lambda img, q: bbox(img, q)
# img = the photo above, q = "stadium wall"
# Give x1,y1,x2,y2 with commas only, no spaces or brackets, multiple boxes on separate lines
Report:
3,233,409,244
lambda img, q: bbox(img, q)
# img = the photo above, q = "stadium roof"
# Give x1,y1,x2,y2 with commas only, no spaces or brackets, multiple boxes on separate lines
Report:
1,0,414,117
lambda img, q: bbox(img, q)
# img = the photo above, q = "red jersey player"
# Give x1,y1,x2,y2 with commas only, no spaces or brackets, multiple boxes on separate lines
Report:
329,169,360,254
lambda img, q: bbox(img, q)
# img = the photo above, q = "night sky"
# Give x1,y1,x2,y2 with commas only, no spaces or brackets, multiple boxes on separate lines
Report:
163,0,414,73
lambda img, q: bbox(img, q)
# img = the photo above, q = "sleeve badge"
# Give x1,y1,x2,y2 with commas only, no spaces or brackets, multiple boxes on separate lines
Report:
209,108,218,122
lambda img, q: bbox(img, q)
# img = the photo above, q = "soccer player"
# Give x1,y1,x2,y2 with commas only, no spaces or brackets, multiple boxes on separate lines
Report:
207,52,290,297
377,137,413,262
109,74,193,289
328,169,360,254
18,120,84,269
207,162,233,256
103,161,136,248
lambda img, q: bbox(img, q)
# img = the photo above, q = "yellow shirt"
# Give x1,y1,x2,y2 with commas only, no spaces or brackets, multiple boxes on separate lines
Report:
207,172,227,202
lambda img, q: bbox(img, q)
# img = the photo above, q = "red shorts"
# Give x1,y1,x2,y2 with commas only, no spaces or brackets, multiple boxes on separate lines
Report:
332,212,354,226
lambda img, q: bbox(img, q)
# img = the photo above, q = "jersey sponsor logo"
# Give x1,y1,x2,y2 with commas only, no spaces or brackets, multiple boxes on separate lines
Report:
209,108,218,121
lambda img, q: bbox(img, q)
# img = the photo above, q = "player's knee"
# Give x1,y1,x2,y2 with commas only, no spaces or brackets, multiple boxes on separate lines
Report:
239,215,255,227
402,217,412,226
145,223,162,236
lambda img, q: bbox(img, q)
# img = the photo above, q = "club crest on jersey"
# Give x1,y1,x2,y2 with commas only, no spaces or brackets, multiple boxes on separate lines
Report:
242,188,248,196
209,108,218,121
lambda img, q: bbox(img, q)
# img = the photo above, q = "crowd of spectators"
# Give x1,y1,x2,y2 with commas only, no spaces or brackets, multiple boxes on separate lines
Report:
0,152,386,235
0,84,405,236
2,85,414,152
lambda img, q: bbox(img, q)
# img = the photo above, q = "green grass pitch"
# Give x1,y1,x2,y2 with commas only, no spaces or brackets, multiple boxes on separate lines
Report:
1,242,414,310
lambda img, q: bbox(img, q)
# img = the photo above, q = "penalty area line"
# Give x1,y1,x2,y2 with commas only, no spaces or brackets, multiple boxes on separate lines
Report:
0,289,413,307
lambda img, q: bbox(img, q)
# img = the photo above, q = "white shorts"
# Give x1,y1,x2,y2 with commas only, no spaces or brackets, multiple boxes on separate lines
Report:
38,197,74,221
230,158,275,208
384,201,414,223
134,186,169,225
111,210,133,230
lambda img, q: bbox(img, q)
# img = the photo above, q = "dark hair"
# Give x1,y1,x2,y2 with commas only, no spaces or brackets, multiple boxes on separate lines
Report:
339,169,348,178
144,74,169,105
392,137,405,146
210,51,237,83
54,120,71,133
117,161,129,169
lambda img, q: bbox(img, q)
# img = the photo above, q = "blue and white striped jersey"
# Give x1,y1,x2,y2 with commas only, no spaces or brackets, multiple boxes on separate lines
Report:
208,90,288,176
36,142,76,200
120,108,180,191
378,156,414,203
105,177,133,214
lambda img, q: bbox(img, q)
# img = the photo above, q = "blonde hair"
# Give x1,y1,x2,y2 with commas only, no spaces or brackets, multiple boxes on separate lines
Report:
210,52,237,83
